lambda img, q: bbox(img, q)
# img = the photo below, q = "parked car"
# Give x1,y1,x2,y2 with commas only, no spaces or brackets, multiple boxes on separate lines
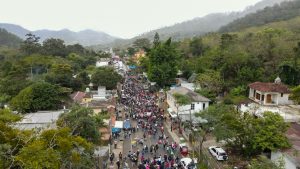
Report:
208,146,228,161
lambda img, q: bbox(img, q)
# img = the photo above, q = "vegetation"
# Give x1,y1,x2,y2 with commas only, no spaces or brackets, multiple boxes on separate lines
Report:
91,67,122,90
57,106,105,143
0,28,22,48
220,0,300,32
147,34,180,87
198,105,290,157
10,82,66,113
0,109,96,169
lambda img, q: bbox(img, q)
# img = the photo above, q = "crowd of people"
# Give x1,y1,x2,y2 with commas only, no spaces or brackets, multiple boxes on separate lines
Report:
113,74,193,169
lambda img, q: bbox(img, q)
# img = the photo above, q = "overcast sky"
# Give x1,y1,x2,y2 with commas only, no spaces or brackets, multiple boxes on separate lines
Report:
0,0,262,38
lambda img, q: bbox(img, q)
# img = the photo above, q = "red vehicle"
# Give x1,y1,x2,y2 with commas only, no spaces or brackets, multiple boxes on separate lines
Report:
180,146,188,157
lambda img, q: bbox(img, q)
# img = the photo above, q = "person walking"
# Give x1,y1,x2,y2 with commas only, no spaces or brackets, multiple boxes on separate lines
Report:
116,160,121,169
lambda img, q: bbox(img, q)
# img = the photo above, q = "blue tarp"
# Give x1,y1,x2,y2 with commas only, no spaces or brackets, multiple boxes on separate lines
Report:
124,120,131,129
129,65,137,69
112,128,121,133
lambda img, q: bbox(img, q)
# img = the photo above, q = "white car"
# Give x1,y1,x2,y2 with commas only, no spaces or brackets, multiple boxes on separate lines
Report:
179,158,197,169
208,146,228,161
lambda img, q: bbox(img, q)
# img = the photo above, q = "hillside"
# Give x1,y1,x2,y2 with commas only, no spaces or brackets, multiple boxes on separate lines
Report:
219,0,300,32
0,28,23,48
91,0,290,50
0,23,119,46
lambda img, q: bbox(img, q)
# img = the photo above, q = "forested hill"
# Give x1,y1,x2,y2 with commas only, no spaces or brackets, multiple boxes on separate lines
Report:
0,28,22,48
131,0,289,41
219,0,300,32
91,0,289,50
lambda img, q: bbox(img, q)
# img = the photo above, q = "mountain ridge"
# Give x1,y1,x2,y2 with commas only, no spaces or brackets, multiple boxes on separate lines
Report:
0,23,120,46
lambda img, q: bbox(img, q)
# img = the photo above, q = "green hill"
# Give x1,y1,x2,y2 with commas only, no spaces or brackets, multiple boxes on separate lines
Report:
0,28,22,48
219,0,300,32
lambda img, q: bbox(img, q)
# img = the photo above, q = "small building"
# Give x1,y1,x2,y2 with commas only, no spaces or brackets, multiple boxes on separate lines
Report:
14,110,66,130
93,86,107,100
248,77,291,106
167,87,210,121
70,91,86,103
96,58,110,67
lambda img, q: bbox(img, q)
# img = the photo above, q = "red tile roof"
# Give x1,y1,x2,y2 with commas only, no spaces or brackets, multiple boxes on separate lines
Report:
248,82,290,93
70,91,86,103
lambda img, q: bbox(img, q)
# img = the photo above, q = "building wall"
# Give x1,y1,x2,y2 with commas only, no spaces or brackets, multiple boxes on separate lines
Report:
277,94,290,105
271,151,298,169
249,88,290,105
96,61,109,67
167,92,209,117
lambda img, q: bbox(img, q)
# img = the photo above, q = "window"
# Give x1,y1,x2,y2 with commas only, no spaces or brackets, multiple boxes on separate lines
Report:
203,103,206,109
191,104,195,110
281,93,283,97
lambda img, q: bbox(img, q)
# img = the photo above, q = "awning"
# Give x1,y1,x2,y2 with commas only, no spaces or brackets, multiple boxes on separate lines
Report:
124,119,131,129
168,109,177,118
114,121,123,128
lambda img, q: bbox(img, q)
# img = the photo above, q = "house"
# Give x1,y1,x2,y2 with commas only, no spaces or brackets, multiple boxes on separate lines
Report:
271,122,300,169
248,77,291,106
167,87,210,121
96,58,110,67
14,110,66,130
70,91,86,103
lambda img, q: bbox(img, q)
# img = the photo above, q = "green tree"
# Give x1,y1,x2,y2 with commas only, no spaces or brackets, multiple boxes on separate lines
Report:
20,33,41,55
197,69,223,95
290,85,300,104
173,93,192,129
127,47,136,56
198,105,290,157
147,38,180,87
153,32,160,47
190,37,205,56
10,82,64,113
133,38,151,50
248,155,285,169
42,38,67,57
16,127,94,169
57,106,104,143
91,67,122,90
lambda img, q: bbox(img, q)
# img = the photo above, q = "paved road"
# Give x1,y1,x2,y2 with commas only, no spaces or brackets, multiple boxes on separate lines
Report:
117,76,183,169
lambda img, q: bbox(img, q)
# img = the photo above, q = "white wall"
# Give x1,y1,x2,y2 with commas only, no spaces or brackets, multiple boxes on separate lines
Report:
271,151,298,169
278,94,290,105
167,92,209,117
96,61,109,67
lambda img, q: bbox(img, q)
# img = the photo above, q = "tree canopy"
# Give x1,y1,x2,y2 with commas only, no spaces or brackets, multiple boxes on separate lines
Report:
10,82,65,113
147,35,180,87
198,105,290,157
91,67,122,90
57,106,105,143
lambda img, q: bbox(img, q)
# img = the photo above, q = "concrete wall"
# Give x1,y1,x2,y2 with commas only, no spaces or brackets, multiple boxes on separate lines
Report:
271,151,298,169
167,92,209,118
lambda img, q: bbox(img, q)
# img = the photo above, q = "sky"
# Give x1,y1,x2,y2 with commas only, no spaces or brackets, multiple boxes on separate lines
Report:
0,0,263,38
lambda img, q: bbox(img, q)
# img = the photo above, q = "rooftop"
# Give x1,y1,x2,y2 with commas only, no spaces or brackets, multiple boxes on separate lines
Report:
168,87,210,102
248,82,290,93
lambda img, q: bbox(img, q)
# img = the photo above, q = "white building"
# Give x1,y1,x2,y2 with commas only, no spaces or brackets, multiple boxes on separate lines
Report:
92,86,107,100
14,110,65,130
96,58,110,67
167,87,210,121
248,77,291,106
